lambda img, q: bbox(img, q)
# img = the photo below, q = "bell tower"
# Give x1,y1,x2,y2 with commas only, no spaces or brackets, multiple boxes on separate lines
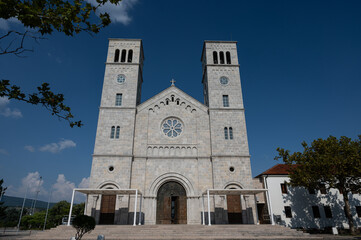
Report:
90,39,144,189
201,41,249,157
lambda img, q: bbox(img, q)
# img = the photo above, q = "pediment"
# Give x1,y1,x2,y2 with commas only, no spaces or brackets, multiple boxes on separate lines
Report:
137,86,208,114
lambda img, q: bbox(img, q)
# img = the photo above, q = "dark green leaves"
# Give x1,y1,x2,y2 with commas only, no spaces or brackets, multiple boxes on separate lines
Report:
0,80,82,128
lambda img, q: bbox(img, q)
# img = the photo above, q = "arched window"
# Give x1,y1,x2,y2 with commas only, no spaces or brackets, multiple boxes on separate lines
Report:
213,51,218,64
220,51,225,64
229,127,233,140
127,50,133,63
116,126,120,139
121,49,126,62
110,126,115,138
114,49,120,62
224,127,228,140
171,95,175,102
226,51,231,64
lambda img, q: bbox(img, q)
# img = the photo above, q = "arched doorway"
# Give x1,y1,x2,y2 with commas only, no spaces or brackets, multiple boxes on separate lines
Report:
227,187,242,224
156,181,187,224
99,187,116,224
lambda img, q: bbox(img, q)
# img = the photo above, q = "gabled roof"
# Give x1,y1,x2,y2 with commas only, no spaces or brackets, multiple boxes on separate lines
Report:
255,164,297,178
137,85,208,113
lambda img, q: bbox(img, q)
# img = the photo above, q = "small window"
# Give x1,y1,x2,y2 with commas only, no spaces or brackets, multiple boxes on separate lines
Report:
110,126,115,139
281,183,288,194
224,127,228,140
356,206,361,217
115,94,122,106
222,95,229,107
115,126,120,139
312,206,321,218
109,166,114,172
320,184,327,194
284,206,292,218
219,51,225,64
213,51,218,64
226,51,231,64
127,50,133,63
171,95,174,102
121,49,126,62
308,188,316,194
324,206,332,218
229,166,235,172
114,49,120,62
229,127,233,140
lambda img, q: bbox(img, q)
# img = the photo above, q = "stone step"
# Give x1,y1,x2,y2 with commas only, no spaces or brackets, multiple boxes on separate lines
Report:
20,225,318,240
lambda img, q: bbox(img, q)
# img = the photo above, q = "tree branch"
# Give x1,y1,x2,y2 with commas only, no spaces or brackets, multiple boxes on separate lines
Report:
0,80,82,128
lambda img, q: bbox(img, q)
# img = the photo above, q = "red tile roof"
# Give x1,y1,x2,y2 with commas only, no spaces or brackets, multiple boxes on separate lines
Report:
256,164,296,177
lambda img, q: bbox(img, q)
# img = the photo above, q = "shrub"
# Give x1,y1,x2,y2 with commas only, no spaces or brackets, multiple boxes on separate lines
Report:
72,215,96,240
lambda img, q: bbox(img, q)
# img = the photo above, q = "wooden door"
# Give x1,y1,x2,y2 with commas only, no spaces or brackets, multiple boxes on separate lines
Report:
156,181,187,224
227,195,242,224
177,196,187,224
99,195,116,224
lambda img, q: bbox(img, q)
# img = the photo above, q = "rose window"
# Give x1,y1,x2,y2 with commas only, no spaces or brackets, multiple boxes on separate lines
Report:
162,118,183,138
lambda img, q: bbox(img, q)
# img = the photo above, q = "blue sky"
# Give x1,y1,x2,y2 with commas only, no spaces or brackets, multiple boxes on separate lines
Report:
0,0,360,203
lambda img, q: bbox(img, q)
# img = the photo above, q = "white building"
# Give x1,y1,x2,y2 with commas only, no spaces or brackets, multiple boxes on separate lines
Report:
255,164,361,230
77,39,264,225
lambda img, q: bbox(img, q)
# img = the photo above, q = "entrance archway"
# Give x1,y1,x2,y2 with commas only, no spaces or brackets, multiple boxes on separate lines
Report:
99,186,116,225
156,181,187,224
227,188,242,224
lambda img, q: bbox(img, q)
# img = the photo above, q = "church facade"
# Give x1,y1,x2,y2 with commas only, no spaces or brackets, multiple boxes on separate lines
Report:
86,39,256,225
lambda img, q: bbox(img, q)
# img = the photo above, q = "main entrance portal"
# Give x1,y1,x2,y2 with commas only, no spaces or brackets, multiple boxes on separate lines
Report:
156,181,187,224
227,195,242,224
99,195,116,224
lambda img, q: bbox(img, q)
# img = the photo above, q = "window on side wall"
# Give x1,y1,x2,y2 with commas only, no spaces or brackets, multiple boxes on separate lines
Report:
281,183,288,194
312,206,321,218
324,206,332,218
284,206,292,218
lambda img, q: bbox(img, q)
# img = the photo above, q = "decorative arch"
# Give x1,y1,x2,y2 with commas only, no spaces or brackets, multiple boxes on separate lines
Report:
98,181,120,189
148,172,195,197
224,181,244,190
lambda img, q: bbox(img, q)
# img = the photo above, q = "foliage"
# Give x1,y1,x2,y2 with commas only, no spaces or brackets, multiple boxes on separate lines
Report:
72,215,95,240
21,211,46,229
0,81,82,127
0,179,7,218
73,202,85,216
0,0,122,37
47,200,70,227
276,135,361,234
1,0,123,127
18,201,85,230
0,208,22,228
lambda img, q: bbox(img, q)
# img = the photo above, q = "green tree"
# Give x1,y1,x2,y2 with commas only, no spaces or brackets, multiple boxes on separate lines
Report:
0,0,123,127
73,202,85,216
276,135,361,234
21,211,46,229
48,200,70,227
0,179,7,218
72,215,95,240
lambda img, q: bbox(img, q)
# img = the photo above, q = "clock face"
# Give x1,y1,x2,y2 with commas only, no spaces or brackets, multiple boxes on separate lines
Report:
220,76,229,85
117,74,126,84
